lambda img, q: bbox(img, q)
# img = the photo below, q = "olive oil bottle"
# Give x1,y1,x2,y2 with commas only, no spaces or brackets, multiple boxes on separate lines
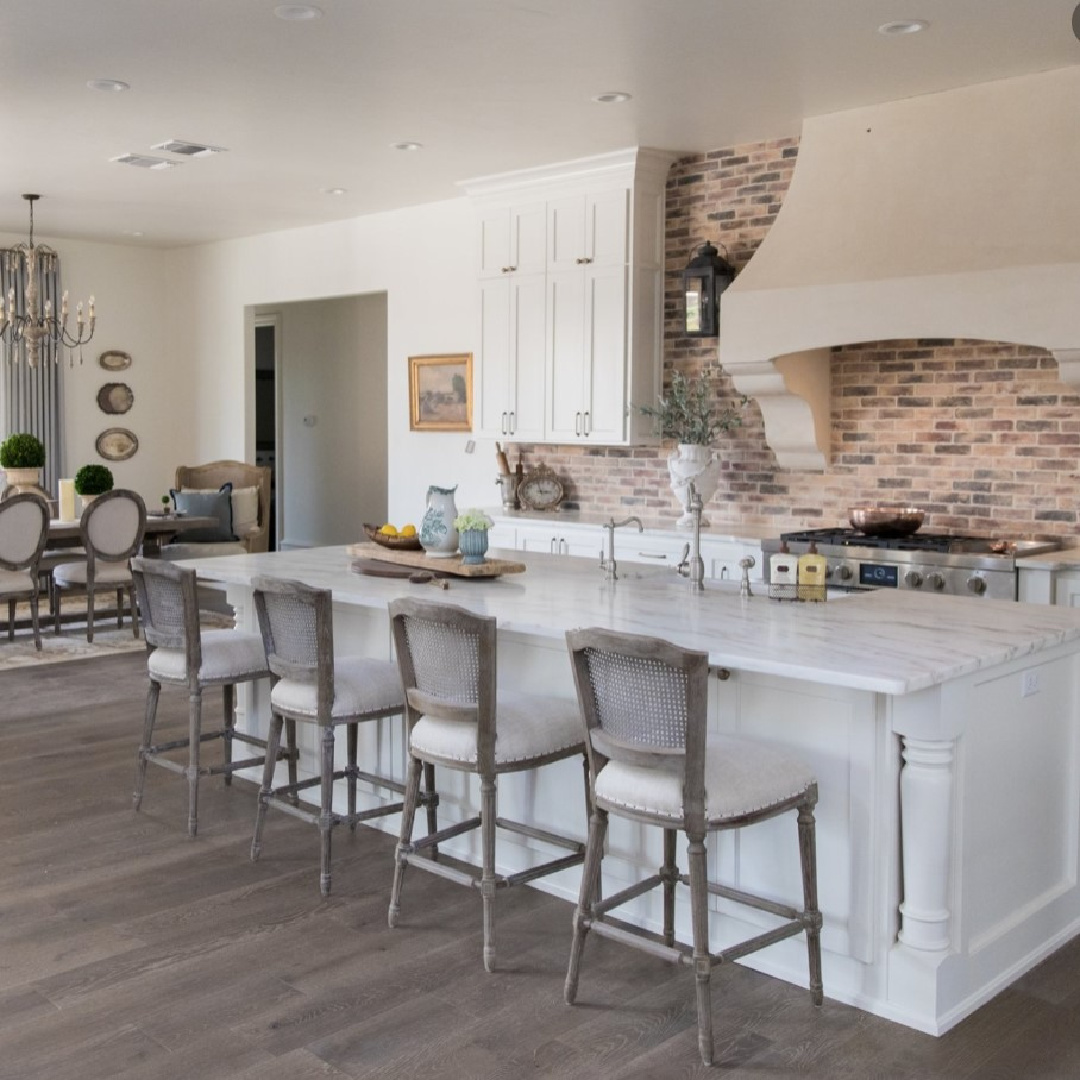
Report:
797,542,827,602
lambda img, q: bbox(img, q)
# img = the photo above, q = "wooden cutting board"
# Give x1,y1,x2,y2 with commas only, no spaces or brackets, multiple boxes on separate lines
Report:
346,542,526,578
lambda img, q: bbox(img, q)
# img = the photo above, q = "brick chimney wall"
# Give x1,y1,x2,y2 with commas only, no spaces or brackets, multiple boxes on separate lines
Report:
510,140,1080,543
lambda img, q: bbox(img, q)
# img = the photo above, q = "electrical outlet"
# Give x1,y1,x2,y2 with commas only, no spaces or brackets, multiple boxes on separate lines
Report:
1021,670,1039,698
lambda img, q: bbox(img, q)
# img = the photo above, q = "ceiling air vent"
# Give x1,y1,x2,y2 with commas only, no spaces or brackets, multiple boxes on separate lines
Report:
151,139,226,158
110,153,179,170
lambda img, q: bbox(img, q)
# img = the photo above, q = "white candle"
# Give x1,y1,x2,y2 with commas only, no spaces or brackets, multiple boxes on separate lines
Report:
58,478,76,522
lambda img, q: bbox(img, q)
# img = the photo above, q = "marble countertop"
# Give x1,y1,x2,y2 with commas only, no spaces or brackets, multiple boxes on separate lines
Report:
181,546,1080,696
1016,550,1080,571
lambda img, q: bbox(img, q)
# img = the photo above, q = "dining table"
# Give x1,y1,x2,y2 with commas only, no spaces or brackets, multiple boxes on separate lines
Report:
45,512,220,557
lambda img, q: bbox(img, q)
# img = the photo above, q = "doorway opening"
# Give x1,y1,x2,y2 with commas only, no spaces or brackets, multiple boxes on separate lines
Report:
254,317,279,551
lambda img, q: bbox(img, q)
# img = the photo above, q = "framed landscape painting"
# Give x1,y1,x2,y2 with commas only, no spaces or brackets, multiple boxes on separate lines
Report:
409,352,472,432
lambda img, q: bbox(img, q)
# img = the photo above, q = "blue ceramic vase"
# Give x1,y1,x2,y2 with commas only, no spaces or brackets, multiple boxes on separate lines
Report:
458,528,489,565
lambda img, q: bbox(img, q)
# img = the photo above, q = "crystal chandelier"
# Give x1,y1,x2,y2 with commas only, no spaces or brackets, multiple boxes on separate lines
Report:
0,194,95,367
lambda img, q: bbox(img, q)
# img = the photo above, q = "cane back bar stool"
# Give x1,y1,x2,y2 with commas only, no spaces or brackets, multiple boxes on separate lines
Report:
388,597,589,972
251,576,408,896
0,493,49,650
53,489,146,642
564,628,823,1067
131,558,292,838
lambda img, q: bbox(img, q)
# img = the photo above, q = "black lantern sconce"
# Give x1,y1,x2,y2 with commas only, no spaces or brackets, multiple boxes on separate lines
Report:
682,240,735,338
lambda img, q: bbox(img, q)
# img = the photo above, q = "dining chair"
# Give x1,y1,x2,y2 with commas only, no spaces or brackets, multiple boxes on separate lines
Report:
387,596,589,972
563,627,823,1067
250,576,409,896
131,557,292,838
0,492,50,650
53,489,146,642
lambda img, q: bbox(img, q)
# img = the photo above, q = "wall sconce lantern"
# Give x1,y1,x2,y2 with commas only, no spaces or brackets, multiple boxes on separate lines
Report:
682,240,735,338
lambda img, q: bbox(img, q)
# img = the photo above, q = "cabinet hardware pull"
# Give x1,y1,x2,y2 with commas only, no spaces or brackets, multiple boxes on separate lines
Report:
501,266,511,274
575,411,581,436
560,538,568,554
509,411,515,435
715,668,732,681
501,412,508,435
583,410,590,436
550,538,557,554
575,256,593,265
638,552,667,560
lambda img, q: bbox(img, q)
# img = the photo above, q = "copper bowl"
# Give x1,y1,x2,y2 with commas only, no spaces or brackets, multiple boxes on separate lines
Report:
848,506,925,537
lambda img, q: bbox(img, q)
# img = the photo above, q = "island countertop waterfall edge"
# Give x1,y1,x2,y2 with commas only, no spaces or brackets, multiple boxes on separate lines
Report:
179,545,1080,1036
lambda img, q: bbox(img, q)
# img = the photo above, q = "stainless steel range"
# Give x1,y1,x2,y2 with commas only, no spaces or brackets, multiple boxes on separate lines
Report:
761,528,1060,600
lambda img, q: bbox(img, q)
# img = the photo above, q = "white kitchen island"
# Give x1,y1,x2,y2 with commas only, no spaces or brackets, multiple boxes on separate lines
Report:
182,545,1080,1036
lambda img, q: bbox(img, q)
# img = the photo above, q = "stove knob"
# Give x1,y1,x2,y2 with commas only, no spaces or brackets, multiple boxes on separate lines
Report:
836,565,854,581
925,573,945,591
967,576,987,596
904,571,923,588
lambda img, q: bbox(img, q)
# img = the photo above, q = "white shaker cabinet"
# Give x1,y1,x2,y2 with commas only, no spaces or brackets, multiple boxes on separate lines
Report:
475,203,547,440
463,148,673,446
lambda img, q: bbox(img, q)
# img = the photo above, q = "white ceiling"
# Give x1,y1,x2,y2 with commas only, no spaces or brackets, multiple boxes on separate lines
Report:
1,0,1077,247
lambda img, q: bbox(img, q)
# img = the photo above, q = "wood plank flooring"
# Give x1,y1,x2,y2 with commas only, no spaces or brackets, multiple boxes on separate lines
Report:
2,653,1079,1078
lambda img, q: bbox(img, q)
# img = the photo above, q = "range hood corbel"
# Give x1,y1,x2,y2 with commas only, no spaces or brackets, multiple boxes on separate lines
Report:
719,66,1080,472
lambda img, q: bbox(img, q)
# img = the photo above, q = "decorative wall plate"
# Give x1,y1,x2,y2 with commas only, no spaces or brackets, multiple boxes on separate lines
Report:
517,463,565,512
98,350,132,371
97,382,134,415
96,427,138,461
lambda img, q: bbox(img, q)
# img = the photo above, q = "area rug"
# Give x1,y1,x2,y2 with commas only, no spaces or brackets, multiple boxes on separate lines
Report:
0,603,234,671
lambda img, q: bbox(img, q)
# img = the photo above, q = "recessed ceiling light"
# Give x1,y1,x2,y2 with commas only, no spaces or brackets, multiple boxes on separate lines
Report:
128,231,144,238
323,187,347,196
87,78,130,93
392,141,423,151
110,153,179,171
151,139,227,158
877,19,929,35
274,4,322,20
592,91,632,104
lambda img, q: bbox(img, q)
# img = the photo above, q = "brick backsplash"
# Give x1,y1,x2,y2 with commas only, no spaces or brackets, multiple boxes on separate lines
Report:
511,142,1080,544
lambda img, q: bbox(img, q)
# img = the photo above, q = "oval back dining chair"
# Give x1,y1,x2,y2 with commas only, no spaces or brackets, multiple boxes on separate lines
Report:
0,492,50,650
53,489,146,642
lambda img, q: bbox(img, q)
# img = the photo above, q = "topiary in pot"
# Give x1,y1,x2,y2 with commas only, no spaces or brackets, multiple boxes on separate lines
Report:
74,463,114,499
0,432,46,469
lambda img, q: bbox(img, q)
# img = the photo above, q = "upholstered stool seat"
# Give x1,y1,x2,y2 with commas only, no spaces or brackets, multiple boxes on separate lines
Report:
132,558,290,839
410,691,582,767
594,736,816,823
387,598,589,972
251,577,408,897
148,629,270,683
270,656,404,719
0,568,35,593
564,628,823,1067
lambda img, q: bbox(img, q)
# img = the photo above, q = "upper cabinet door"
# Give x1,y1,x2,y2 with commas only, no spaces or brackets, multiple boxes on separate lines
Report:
586,188,630,266
546,270,587,442
547,195,586,274
478,209,512,279
510,202,547,275
477,277,512,437
508,272,547,441
582,264,628,442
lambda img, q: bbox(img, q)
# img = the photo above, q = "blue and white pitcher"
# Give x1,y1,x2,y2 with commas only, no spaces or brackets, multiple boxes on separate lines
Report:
419,484,459,558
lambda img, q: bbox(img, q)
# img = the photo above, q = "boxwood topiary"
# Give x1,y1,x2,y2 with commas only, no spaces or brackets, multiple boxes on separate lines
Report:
74,464,114,496
0,432,45,469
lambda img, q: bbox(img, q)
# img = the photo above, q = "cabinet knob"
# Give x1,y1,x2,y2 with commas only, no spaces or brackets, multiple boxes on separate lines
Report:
501,265,517,274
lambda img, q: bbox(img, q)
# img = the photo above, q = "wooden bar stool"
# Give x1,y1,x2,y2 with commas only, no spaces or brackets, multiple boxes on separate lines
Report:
131,558,290,838
564,627,823,1067
387,597,589,972
250,576,408,897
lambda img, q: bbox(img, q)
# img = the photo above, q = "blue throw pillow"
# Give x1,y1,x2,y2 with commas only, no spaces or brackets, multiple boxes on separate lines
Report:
170,483,236,542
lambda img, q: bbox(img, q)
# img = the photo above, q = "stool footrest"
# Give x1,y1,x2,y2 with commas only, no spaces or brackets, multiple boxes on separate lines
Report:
353,769,407,795
592,873,665,918
206,755,265,775
503,850,585,887
401,850,475,888
588,918,686,964
495,816,585,853
697,877,803,922
409,815,481,852
714,919,808,965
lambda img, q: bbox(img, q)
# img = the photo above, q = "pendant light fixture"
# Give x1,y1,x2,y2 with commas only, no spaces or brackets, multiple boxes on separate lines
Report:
0,194,96,367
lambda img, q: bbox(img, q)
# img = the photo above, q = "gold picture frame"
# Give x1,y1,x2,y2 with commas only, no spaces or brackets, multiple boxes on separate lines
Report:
409,352,473,432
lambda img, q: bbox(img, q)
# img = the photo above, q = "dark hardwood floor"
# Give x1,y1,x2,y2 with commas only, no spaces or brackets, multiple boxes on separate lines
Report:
2,653,1079,1078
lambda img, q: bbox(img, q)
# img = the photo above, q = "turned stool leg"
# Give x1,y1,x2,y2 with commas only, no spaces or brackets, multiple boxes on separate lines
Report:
389,756,423,929
134,681,161,810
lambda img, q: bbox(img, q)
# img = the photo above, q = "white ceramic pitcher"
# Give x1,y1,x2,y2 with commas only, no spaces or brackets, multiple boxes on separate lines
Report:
419,484,459,557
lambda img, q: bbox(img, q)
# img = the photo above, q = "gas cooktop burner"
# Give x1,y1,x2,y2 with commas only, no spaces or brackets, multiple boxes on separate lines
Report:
779,527,995,554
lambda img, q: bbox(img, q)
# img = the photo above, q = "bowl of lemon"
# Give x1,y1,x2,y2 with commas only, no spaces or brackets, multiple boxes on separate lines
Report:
364,521,423,551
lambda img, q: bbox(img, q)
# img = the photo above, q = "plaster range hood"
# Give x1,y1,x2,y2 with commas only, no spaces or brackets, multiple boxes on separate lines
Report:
718,65,1080,471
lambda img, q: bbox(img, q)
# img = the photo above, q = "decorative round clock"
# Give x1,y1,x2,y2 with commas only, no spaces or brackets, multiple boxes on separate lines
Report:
516,463,564,512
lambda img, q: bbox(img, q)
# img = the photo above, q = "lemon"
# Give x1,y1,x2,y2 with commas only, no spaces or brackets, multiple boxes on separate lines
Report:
401,524,417,537
379,523,398,537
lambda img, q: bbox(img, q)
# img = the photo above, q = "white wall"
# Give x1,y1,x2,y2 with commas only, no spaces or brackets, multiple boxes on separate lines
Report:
266,294,388,546
169,197,497,531
0,230,193,504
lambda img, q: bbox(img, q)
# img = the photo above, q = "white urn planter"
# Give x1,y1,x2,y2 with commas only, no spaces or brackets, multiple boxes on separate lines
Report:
3,466,42,491
667,444,721,529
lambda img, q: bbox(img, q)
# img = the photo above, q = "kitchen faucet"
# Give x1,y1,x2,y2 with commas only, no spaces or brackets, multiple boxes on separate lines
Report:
685,482,705,592
600,515,643,581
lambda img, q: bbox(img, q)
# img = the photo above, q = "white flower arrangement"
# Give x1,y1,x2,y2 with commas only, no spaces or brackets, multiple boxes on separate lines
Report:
453,508,494,532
